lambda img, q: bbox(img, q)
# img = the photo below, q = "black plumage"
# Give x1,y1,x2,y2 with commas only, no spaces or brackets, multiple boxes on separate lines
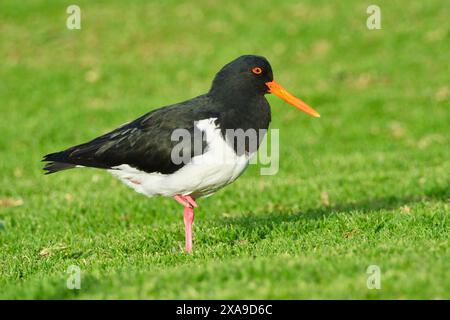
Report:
43,55,272,175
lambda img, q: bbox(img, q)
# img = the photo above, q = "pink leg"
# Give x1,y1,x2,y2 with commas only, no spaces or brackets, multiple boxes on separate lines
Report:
174,194,198,208
183,206,194,253
174,194,191,207
184,195,198,208
173,194,198,253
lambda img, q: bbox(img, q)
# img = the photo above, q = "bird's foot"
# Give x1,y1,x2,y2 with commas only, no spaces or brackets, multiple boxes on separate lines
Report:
174,194,198,208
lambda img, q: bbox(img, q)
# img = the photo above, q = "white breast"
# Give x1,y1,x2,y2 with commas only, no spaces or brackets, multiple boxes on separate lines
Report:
108,118,253,198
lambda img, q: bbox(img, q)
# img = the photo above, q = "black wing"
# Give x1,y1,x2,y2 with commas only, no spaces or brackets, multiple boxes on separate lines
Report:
43,95,214,175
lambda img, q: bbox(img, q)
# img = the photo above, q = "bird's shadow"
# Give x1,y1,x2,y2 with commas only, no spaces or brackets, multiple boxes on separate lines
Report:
211,185,449,234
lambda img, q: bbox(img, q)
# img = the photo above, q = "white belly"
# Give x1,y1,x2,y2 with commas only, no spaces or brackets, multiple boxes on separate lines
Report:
108,118,253,198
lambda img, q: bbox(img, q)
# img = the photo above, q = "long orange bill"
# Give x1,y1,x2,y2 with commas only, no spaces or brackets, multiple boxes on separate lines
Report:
265,80,320,118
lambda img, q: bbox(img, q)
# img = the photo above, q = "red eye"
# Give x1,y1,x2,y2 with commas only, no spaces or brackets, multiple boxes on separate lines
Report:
252,67,262,75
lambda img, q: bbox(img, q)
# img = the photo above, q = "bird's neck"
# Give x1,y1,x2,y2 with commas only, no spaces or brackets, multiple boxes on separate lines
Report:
207,91,271,132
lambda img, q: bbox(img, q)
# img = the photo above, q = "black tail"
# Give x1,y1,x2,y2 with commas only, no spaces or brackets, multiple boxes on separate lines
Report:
42,151,76,174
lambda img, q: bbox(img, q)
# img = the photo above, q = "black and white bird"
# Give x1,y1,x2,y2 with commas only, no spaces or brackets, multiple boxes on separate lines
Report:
43,55,320,252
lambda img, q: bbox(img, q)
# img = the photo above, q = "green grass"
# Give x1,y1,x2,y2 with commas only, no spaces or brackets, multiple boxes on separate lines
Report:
0,0,449,299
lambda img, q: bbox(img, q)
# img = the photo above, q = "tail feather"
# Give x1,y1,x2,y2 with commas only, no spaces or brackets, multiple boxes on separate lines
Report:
42,151,76,174
43,161,76,174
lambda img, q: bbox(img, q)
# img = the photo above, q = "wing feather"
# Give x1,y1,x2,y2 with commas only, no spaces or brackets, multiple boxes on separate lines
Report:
43,95,213,174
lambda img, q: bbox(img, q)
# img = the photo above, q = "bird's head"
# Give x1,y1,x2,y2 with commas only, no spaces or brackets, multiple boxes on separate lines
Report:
210,55,320,118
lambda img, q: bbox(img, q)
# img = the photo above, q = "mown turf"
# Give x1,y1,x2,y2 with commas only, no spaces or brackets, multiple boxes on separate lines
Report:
0,0,449,299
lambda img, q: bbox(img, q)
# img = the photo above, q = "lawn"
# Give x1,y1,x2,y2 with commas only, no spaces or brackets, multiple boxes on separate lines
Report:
0,0,449,299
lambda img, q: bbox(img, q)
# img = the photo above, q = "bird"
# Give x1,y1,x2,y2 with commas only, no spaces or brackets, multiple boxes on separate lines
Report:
42,55,320,253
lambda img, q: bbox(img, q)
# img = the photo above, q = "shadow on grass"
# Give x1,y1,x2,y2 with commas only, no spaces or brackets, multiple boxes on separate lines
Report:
213,185,449,230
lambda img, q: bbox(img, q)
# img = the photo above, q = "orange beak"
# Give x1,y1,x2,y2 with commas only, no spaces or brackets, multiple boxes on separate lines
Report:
265,81,320,118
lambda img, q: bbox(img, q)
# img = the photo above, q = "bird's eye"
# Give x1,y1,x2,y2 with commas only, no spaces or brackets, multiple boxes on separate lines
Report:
251,67,263,75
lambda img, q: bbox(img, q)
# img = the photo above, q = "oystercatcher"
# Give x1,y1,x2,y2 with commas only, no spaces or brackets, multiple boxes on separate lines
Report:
43,55,320,253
